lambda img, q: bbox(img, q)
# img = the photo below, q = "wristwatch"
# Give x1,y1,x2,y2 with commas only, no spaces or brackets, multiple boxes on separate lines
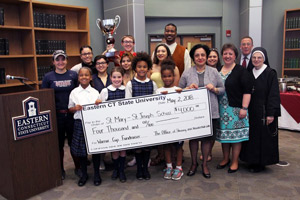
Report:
241,107,248,110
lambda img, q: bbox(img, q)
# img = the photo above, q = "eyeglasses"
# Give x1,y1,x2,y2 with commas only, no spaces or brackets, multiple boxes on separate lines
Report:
210,48,218,51
96,62,107,65
81,52,92,56
122,41,134,44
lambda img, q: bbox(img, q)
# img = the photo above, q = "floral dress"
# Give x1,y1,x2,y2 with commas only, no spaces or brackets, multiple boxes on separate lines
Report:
216,71,249,143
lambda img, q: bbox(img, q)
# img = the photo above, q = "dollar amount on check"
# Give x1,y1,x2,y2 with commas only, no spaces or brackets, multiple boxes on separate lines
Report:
81,88,212,154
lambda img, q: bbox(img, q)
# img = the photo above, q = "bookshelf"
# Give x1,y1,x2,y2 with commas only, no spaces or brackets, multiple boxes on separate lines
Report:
282,8,300,77
0,0,90,92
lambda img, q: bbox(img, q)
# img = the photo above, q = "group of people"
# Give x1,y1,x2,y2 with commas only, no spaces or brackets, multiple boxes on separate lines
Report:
41,23,281,187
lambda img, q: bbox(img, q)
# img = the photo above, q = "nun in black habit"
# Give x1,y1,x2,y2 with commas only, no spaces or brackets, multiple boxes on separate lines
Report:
240,47,281,172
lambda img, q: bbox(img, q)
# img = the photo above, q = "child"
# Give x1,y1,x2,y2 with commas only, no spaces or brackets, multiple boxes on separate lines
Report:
68,67,102,187
125,52,157,180
156,59,184,181
99,67,127,183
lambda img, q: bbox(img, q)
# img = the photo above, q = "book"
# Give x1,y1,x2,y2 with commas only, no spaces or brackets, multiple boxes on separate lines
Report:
62,15,66,29
0,7,4,26
4,38,9,55
0,68,5,84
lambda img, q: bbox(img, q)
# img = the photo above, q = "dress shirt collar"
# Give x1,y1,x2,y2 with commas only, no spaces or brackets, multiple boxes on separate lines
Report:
107,85,125,91
165,42,177,51
78,84,93,92
133,77,151,83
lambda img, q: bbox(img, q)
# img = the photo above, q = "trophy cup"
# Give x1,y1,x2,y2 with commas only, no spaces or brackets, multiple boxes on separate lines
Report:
96,15,121,58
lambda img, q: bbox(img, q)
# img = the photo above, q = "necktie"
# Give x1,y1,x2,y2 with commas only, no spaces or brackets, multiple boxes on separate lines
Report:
242,57,247,68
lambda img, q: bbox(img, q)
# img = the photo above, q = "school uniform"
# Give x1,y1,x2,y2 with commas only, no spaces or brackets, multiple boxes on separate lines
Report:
125,77,157,98
68,84,100,157
100,84,127,182
125,77,157,180
100,85,126,101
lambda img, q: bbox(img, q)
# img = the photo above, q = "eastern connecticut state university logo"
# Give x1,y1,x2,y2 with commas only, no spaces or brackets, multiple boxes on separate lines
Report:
12,96,52,140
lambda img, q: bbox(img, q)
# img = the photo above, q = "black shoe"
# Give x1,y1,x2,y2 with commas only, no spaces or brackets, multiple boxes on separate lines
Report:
228,167,239,173
111,170,119,180
142,169,151,180
201,164,211,179
94,174,102,186
61,170,66,180
136,170,143,180
119,171,127,183
187,163,198,176
216,160,230,169
249,164,265,173
78,175,88,187
74,168,82,178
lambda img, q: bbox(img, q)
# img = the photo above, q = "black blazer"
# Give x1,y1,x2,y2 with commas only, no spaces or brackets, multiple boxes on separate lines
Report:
236,54,253,72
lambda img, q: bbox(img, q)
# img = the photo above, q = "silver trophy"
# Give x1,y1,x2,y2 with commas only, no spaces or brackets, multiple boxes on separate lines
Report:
96,15,121,57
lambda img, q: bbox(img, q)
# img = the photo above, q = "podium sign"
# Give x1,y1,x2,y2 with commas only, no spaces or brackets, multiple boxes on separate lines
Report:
12,96,52,140
0,89,61,200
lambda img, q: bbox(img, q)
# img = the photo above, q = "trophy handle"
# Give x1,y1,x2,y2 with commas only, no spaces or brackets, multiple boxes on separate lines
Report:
114,15,121,34
96,18,101,30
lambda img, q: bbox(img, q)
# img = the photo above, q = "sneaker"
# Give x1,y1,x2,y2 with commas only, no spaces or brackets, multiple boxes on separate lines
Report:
164,167,173,180
127,157,136,167
172,168,184,181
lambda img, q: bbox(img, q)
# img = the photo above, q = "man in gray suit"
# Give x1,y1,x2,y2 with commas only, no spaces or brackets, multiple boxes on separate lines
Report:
238,36,254,71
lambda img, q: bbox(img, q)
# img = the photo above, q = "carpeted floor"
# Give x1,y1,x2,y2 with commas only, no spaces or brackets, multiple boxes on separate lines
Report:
1,129,299,200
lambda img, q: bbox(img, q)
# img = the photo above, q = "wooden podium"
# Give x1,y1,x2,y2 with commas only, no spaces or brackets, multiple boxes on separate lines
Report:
0,89,62,200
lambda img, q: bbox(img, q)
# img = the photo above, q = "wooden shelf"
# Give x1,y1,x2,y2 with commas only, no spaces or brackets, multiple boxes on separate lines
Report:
284,68,300,71
32,1,87,11
34,27,88,33
0,25,32,30
0,81,37,88
286,28,300,31
282,8,300,78
0,1,90,93
36,54,80,58
0,55,34,58
285,48,300,51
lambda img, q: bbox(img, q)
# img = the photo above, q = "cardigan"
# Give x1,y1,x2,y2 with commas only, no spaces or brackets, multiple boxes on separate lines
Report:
222,64,253,108
179,65,225,119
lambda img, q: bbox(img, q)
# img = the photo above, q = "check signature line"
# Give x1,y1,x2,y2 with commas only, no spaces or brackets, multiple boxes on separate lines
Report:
156,117,179,123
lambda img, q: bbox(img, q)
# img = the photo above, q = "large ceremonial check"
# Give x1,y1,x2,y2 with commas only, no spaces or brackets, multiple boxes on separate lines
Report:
81,88,212,154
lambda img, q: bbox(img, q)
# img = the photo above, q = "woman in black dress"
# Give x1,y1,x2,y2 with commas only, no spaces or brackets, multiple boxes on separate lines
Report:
240,47,281,172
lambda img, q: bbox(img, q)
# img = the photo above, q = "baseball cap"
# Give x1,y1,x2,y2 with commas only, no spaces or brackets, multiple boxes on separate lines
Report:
53,50,67,60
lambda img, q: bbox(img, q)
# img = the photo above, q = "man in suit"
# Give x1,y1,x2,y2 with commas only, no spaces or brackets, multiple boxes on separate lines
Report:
238,36,254,71
163,23,191,75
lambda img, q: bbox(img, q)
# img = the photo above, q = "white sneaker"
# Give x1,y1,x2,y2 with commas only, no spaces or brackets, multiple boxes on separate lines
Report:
127,157,136,167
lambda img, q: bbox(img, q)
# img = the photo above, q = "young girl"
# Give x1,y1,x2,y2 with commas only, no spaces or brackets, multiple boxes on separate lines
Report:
156,59,184,181
125,52,157,180
68,67,102,187
99,67,127,183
